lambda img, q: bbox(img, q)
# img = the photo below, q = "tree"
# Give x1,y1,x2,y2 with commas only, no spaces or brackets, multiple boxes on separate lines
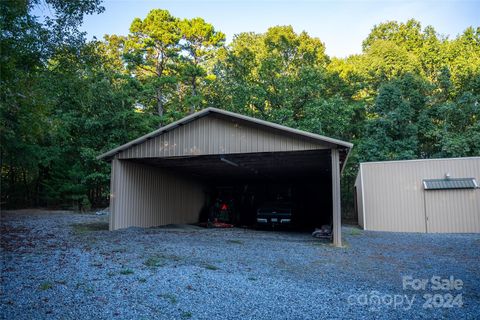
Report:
179,17,225,113
123,9,181,120
0,0,104,208
362,19,425,52
215,26,329,124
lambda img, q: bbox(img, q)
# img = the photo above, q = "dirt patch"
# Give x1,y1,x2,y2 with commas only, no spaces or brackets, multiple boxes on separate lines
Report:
0,225,33,251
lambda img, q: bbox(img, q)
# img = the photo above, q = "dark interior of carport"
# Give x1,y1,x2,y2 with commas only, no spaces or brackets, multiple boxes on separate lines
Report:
134,149,334,231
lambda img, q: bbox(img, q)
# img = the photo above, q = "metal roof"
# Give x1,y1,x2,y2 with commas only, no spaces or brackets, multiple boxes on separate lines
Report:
423,178,478,190
361,156,480,166
97,107,353,160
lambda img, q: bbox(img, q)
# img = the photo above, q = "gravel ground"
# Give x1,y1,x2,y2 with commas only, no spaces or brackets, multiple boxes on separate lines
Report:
1,210,479,320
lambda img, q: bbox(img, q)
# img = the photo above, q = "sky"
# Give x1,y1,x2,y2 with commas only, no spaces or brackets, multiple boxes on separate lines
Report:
37,0,479,58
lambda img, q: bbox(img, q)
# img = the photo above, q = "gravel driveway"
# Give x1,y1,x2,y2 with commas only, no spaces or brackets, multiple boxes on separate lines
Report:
1,210,479,319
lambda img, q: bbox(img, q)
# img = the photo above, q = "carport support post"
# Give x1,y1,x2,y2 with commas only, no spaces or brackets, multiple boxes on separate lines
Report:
109,157,118,231
331,149,342,247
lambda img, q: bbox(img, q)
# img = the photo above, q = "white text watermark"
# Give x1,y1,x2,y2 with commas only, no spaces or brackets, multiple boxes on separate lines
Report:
347,275,464,311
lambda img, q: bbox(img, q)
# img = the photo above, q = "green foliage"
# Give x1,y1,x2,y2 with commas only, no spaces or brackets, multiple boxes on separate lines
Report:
39,282,53,290
0,2,154,208
1,7,479,221
119,269,134,275
179,17,225,113
123,9,181,119
117,9,225,119
214,25,329,125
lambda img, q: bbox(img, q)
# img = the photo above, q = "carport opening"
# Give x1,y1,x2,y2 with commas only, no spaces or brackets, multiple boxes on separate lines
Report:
134,150,333,232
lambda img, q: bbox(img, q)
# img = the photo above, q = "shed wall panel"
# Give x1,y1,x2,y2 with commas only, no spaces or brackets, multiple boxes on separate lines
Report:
425,190,480,233
355,171,364,228
360,157,480,233
361,161,426,232
118,115,326,159
110,159,205,230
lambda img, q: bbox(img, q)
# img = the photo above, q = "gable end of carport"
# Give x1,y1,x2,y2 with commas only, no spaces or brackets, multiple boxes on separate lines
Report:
98,108,352,162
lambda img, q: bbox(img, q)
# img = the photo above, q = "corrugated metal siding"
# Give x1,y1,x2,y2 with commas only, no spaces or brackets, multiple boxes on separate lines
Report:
355,170,364,228
118,115,326,159
109,158,116,230
361,161,427,232
110,159,205,230
423,178,477,190
360,157,480,233
331,149,342,247
425,189,480,233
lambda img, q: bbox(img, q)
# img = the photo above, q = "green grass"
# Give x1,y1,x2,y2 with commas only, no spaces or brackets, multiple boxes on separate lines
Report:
110,247,127,254
71,222,108,234
348,228,362,236
119,269,134,275
204,263,219,271
226,239,244,245
144,256,166,268
74,281,94,294
91,261,103,267
159,293,178,304
39,282,53,290
84,286,94,294
143,253,182,268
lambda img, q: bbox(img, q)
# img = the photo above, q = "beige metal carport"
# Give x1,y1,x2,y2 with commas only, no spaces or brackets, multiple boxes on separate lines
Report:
98,108,352,246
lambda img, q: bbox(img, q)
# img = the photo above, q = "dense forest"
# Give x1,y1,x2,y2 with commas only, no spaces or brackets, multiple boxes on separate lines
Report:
1,1,479,217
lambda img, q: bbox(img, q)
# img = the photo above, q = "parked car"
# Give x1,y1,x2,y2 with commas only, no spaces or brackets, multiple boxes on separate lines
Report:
256,201,293,227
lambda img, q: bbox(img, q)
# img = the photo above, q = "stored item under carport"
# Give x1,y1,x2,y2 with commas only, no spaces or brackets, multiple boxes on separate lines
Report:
207,196,235,228
256,201,293,228
312,225,332,239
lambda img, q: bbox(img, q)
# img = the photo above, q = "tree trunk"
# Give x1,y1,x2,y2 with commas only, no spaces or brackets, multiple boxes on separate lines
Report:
190,76,197,114
22,168,29,206
156,88,164,126
9,163,16,207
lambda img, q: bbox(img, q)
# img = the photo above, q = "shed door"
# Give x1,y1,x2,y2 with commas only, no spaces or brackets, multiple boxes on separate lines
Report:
424,189,480,233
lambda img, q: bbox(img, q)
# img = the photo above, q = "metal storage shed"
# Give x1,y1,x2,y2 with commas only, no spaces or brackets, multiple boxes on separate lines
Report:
355,157,480,233
98,108,352,246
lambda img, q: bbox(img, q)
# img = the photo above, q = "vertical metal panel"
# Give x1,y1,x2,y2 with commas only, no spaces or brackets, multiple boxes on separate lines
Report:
361,160,428,232
331,149,342,246
109,157,117,231
110,160,205,230
355,169,364,228
118,114,327,159
360,157,480,233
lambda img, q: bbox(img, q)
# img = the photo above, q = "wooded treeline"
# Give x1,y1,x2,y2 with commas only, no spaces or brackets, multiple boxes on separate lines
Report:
1,1,479,215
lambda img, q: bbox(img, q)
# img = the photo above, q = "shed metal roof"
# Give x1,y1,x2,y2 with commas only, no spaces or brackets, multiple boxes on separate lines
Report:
97,107,353,160
423,178,478,190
